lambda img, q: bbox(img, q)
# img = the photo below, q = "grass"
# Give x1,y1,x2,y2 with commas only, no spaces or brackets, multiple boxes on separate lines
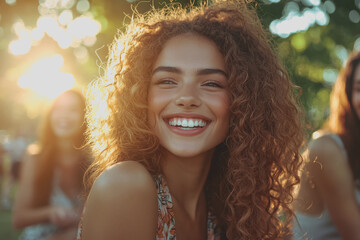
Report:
0,208,22,240
1,157,22,240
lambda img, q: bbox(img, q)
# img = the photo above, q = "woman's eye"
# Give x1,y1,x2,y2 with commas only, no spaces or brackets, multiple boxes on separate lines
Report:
203,81,224,88
158,79,176,85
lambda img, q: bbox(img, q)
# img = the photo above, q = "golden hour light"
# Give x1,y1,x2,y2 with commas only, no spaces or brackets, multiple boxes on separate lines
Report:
8,39,32,55
8,20,32,55
8,13,101,56
68,15,101,40
17,54,75,99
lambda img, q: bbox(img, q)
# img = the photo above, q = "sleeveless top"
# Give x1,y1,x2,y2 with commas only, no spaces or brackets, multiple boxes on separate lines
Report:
155,175,221,240
76,174,222,240
293,134,360,240
20,170,80,240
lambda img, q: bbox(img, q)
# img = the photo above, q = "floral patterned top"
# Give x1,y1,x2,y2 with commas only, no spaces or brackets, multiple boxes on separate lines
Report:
155,174,222,240
77,174,222,240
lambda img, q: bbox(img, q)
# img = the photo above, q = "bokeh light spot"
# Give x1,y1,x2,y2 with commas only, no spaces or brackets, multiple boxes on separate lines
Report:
6,0,16,5
9,39,31,55
82,35,96,47
356,0,360,9
31,28,44,41
323,0,336,14
76,0,90,13
291,34,307,52
17,54,76,99
60,0,76,9
40,0,58,9
270,2,330,37
68,16,101,39
73,46,89,63
323,68,338,84
349,10,360,23
334,45,348,65
58,10,73,26
301,0,321,6
354,37,360,50
315,7,329,25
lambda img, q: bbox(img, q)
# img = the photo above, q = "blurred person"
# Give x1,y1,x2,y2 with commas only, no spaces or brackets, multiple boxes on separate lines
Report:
1,130,29,208
77,1,304,239
12,90,90,240
1,137,13,210
0,141,4,186
0,144,3,180
0,141,6,208
8,130,28,182
293,51,360,239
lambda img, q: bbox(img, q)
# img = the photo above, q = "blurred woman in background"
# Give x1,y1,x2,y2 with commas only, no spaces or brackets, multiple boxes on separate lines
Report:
12,90,90,240
293,51,360,239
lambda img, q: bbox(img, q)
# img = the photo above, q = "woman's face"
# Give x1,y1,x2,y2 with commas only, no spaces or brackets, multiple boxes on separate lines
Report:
50,92,83,140
352,63,360,119
148,33,230,159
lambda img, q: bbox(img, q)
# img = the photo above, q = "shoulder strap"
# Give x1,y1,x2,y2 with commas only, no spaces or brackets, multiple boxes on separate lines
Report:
154,175,176,239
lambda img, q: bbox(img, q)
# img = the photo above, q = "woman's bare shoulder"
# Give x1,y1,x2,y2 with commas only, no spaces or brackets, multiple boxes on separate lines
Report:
82,161,158,239
305,134,352,188
307,135,346,164
95,161,154,187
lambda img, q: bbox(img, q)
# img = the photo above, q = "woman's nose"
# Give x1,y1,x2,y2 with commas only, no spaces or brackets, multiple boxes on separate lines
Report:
175,84,201,108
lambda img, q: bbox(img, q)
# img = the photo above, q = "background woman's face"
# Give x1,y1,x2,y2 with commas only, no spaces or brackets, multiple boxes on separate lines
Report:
352,63,360,119
147,33,230,159
50,92,83,140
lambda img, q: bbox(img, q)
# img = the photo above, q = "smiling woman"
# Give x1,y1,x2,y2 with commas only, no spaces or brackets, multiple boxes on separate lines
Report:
148,33,230,158
12,90,90,240
78,1,304,239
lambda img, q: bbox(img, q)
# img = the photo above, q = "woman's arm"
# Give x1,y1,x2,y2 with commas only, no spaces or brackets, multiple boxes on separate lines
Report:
307,136,360,239
12,153,50,228
47,227,78,240
12,153,76,229
81,161,158,240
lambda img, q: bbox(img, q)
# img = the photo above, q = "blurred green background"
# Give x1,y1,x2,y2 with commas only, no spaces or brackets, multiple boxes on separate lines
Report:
0,0,359,239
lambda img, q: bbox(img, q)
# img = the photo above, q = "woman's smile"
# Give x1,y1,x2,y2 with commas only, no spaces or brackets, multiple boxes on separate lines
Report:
163,113,211,136
147,33,230,158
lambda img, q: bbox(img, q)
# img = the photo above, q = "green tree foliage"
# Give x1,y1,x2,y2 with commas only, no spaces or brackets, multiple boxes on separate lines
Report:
258,0,360,132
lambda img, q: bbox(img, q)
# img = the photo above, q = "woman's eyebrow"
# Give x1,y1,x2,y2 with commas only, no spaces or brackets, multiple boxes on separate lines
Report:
196,68,227,78
152,66,227,78
152,66,181,75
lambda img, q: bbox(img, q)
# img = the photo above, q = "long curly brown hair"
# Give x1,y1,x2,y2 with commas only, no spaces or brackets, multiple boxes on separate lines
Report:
327,51,360,181
85,1,304,239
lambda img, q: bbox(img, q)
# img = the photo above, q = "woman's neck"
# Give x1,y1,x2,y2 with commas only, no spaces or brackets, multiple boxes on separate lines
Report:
55,139,80,166
161,149,214,220
56,138,75,152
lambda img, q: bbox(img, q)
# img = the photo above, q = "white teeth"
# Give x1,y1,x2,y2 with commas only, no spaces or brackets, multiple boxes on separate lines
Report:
181,119,188,127
188,119,194,128
168,118,208,128
194,120,199,127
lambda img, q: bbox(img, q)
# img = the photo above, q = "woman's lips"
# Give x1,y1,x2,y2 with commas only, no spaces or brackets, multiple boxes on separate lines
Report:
168,117,207,128
163,114,211,136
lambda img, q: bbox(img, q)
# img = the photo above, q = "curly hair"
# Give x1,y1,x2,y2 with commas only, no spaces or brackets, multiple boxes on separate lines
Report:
327,51,360,181
85,1,304,239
